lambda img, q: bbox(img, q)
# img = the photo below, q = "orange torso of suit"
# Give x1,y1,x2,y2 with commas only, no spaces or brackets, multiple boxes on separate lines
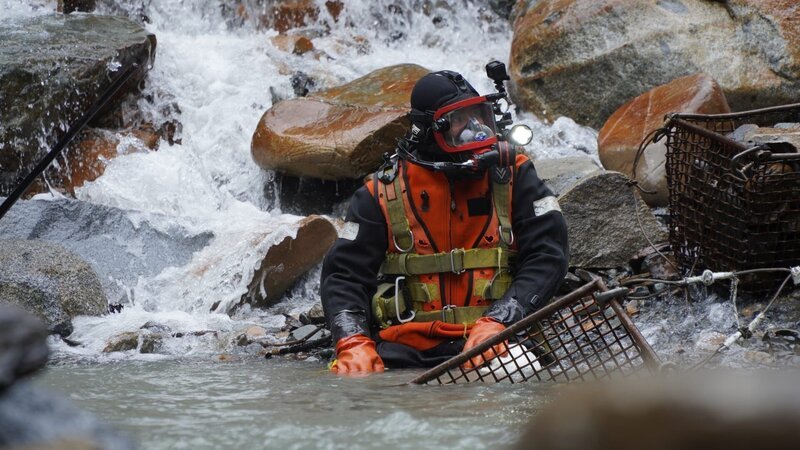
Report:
365,154,529,334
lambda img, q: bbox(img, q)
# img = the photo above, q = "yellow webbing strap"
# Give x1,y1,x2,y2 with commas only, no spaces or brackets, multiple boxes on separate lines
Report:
383,174,414,252
413,306,488,325
381,247,516,275
492,176,513,248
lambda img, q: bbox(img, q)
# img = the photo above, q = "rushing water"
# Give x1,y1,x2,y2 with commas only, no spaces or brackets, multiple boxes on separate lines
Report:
35,358,552,450
3,0,798,448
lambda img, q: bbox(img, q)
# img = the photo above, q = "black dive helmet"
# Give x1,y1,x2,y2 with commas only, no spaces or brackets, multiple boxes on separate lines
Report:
395,61,533,175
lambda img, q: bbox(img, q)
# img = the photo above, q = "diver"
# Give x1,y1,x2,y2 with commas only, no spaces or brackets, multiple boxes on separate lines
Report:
320,63,569,374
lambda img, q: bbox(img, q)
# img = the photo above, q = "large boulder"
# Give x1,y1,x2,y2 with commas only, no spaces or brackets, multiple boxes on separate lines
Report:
0,14,156,196
0,305,48,391
509,0,800,128
598,73,731,206
0,198,212,305
534,155,603,196
0,239,108,336
251,64,429,180
240,215,337,308
559,171,668,268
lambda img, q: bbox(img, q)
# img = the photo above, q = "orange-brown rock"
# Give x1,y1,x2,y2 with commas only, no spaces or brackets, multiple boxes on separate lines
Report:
510,0,800,128
598,73,731,206
252,0,343,33
240,215,337,308
48,127,158,195
269,34,314,55
251,64,429,179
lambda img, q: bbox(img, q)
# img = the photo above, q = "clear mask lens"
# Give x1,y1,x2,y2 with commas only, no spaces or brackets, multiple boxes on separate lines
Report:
442,103,496,148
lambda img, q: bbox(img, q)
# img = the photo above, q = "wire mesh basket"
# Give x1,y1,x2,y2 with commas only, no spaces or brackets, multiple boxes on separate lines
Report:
408,279,661,385
664,104,800,295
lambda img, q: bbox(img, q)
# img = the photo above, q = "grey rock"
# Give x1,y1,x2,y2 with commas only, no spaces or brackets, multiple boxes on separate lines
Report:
0,305,48,390
300,302,325,325
0,382,136,450
288,324,329,342
0,198,212,305
0,239,107,335
534,156,603,196
0,14,155,195
559,171,668,268
510,1,800,128
102,332,139,353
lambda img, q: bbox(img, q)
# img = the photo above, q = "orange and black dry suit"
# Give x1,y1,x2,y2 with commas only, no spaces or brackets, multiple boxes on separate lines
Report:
321,153,568,368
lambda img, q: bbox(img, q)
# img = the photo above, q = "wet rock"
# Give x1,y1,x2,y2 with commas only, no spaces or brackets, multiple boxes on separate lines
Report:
598,74,731,206
0,198,213,306
103,330,162,353
0,305,49,390
267,173,362,215
44,127,158,196
509,0,800,128
534,155,603,196
0,382,136,450
299,302,325,325
290,71,317,97
0,14,156,196
695,330,727,352
516,372,800,450
251,64,429,180
58,0,96,13
226,0,343,33
102,332,139,353
737,126,800,152
641,251,680,281
744,350,774,365
0,239,107,336
270,34,316,56
559,171,668,268
287,324,329,342
240,215,337,308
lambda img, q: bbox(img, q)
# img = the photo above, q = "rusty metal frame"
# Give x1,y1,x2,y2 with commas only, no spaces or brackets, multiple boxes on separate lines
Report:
664,104,800,295
408,280,660,385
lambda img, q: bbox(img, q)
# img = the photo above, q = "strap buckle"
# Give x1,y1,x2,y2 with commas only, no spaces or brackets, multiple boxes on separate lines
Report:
450,248,466,274
441,304,455,322
394,276,415,324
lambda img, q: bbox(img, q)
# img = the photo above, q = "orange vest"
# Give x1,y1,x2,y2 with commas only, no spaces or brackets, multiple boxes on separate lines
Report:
367,154,530,350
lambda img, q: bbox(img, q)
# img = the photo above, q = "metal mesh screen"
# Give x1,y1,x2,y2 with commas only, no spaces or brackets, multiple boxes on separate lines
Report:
408,280,660,385
665,104,800,295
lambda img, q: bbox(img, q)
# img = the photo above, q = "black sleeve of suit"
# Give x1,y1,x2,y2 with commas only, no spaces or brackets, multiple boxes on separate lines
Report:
485,159,569,325
320,184,388,343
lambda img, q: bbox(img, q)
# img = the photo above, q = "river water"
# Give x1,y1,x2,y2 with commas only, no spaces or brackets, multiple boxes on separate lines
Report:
3,0,798,449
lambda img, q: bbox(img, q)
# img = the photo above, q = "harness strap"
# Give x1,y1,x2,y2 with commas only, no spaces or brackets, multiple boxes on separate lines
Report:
381,247,516,276
491,171,513,248
413,306,489,325
383,171,414,252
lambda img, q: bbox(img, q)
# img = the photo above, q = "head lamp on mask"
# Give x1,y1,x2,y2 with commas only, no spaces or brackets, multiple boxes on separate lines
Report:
431,96,498,154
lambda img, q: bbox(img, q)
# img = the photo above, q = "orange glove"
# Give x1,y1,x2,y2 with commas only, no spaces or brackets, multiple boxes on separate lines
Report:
330,334,385,375
461,317,508,369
